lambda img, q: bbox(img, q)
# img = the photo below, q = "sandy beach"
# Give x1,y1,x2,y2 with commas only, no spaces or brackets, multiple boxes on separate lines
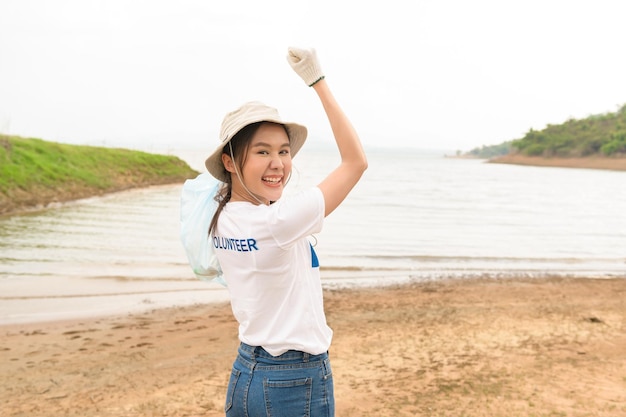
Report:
488,155,626,171
1,276,625,417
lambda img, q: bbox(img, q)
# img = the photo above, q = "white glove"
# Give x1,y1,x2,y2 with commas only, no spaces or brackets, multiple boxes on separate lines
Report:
286,47,325,87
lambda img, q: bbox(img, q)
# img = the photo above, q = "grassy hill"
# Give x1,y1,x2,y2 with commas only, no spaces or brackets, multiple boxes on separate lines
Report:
466,104,626,159
512,104,626,157
0,135,199,215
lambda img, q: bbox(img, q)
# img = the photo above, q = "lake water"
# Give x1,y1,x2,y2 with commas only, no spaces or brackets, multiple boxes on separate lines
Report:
1,147,624,324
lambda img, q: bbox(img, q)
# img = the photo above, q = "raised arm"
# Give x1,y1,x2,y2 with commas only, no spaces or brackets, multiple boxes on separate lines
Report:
287,47,368,216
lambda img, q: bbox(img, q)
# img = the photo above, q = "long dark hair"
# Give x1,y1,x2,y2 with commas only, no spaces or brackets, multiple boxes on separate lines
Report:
208,122,262,236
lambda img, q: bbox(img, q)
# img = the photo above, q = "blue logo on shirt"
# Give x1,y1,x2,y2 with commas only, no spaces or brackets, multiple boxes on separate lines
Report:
310,243,319,268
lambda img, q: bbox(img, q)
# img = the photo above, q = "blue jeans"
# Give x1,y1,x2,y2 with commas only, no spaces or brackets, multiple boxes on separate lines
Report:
225,342,335,417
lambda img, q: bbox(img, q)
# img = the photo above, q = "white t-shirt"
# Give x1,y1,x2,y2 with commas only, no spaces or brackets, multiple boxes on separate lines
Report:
213,187,332,356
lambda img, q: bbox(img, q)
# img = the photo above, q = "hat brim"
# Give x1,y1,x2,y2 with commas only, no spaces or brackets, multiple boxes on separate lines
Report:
205,121,307,183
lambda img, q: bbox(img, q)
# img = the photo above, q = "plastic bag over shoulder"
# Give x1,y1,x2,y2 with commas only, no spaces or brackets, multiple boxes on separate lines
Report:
180,173,226,287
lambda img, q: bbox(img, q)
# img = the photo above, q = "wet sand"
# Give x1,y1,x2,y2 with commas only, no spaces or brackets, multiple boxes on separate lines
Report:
1,276,625,416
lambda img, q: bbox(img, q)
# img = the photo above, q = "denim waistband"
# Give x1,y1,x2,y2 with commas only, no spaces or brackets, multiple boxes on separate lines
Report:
237,342,328,369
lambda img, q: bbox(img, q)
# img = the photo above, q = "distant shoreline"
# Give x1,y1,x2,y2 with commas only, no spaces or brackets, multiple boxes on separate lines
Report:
1,180,188,218
488,154,626,171
5,151,624,218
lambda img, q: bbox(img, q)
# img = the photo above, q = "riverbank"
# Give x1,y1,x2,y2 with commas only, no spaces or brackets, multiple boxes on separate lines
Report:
489,154,626,171
0,135,198,216
2,276,625,416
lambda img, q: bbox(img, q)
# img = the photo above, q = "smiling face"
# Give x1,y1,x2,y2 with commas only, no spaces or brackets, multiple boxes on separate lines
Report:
222,122,292,205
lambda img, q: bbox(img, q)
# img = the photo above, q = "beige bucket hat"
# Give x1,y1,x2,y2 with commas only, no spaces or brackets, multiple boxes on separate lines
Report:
205,101,308,182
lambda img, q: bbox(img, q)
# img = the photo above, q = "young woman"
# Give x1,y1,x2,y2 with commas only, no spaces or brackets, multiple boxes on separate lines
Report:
205,47,367,417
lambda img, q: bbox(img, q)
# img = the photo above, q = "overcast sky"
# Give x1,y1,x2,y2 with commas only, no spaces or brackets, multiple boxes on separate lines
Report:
1,0,625,153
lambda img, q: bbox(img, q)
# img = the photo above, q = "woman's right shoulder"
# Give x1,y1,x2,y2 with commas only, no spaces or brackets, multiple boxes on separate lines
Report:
267,187,324,244
272,187,324,221
282,186,324,207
